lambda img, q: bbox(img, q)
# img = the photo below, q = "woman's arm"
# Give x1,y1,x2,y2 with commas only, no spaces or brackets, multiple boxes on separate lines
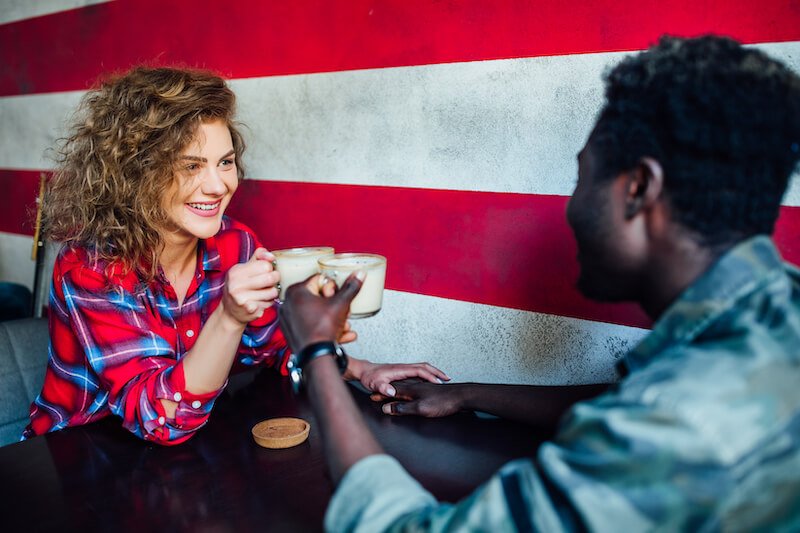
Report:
176,248,279,408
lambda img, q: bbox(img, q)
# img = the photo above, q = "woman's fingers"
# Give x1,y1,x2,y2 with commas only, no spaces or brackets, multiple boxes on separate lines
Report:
338,330,358,344
418,363,450,382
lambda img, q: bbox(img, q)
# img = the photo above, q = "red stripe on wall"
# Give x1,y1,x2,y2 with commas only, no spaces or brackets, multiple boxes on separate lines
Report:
2,0,799,96
0,169,41,236
231,181,653,328
3,170,799,329
226,180,800,329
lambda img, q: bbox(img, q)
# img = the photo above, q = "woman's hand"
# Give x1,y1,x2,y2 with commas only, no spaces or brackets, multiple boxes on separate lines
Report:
221,247,280,325
372,379,463,417
345,358,450,397
338,320,357,345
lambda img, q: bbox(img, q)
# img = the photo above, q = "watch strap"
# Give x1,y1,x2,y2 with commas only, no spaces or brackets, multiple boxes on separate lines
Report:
295,341,343,370
288,341,349,393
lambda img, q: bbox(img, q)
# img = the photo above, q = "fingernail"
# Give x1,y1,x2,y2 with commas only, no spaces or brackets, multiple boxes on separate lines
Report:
436,378,443,384
386,385,396,397
382,404,392,414
355,270,366,282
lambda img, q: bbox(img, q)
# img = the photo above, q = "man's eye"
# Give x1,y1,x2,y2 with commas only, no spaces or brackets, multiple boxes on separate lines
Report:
220,159,235,167
185,163,199,172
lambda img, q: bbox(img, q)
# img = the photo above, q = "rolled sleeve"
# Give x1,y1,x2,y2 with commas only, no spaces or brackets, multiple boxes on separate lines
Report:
325,455,437,533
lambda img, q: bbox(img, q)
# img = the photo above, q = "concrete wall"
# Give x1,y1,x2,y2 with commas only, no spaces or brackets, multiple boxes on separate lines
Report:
1,0,798,384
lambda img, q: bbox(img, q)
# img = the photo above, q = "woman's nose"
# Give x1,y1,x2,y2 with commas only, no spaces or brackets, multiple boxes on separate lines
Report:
201,168,227,195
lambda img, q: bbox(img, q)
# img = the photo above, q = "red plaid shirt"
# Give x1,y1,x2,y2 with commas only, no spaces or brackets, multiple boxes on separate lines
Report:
23,217,288,445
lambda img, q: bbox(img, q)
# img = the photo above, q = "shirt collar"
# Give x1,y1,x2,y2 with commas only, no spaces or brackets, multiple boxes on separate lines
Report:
199,232,222,273
624,235,787,372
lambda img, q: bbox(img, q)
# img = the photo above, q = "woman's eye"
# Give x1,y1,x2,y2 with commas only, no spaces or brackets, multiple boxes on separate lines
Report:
220,159,234,167
185,163,199,172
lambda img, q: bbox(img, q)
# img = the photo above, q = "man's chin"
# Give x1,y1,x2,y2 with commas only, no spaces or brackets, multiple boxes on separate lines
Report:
576,275,627,303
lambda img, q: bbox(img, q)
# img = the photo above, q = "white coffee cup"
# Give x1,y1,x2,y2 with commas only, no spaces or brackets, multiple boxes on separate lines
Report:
318,253,387,318
272,247,335,300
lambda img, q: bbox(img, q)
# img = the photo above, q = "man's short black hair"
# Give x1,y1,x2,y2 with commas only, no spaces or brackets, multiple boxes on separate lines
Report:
593,35,800,246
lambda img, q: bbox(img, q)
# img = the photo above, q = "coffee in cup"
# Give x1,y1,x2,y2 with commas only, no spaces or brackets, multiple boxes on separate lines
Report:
318,253,387,318
272,247,335,300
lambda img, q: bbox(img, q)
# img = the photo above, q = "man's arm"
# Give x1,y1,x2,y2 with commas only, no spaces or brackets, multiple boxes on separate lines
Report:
305,354,384,484
380,381,611,431
278,272,385,485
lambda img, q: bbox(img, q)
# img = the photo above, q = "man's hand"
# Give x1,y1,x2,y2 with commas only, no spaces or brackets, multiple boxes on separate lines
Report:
372,380,464,417
279,272,364,353
375,381,612,428
221,247,280,325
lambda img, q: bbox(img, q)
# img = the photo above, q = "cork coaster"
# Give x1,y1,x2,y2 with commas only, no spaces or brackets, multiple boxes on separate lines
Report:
252,417,310,449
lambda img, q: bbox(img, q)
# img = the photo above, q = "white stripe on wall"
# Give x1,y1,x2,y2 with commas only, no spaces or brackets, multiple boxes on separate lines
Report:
0,0,112,26
2,42,798,205
347,289,648,385
0,232,34,288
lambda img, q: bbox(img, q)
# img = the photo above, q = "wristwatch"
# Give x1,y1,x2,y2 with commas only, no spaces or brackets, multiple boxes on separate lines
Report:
287,341,349,392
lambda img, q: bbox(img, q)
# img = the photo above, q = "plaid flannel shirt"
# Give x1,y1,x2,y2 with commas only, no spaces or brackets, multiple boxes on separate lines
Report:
23,217,288,445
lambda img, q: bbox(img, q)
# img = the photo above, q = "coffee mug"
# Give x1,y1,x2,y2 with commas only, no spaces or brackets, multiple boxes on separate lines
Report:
318,253,387,318
272,246,335,300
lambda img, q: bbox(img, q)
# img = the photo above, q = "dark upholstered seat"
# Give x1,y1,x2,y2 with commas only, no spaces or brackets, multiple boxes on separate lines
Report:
0,318,49,446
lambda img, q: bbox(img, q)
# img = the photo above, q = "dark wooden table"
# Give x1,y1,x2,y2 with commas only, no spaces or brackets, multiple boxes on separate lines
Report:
0,369,547,532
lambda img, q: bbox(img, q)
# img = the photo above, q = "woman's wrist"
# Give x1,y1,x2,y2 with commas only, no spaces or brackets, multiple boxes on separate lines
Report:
342,356,369,381
212,302,249,333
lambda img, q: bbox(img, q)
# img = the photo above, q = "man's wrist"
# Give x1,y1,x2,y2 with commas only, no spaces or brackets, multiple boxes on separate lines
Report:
449,383,473,412
304,353,341,385
288,340,349,392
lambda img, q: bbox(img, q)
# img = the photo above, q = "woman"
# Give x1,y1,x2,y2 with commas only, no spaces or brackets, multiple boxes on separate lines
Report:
23,67,447,445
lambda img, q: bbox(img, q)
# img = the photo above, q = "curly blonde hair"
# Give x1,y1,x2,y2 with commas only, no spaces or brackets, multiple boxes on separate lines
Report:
43,66,246,281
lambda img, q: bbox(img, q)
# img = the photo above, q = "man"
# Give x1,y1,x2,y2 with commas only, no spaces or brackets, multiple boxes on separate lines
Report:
278,36,800,531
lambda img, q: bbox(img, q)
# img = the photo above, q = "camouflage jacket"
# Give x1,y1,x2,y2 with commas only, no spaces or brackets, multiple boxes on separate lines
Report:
326,236,800,532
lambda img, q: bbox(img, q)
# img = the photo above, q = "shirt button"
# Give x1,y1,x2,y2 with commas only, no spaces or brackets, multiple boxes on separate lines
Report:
186,329,195,338
173,392,182,402
158,416,166,426
191,400,202,409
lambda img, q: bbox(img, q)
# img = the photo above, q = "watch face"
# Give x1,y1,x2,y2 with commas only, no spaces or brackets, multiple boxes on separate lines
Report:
289,368,303,393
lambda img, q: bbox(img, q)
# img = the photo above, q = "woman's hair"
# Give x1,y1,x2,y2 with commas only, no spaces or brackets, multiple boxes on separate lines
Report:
43,66,246,280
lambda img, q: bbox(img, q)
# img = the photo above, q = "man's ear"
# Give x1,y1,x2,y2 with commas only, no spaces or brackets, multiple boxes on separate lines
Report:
623,156,664,219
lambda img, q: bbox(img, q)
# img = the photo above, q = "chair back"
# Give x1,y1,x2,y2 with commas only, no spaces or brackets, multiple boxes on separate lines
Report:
0,318,49,446
32,242,59,318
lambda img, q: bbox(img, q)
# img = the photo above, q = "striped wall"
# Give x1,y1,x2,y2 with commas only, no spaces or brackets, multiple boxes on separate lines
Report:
2,0,798,384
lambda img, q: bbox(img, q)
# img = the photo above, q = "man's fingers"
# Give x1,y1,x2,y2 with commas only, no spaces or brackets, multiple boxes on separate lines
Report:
332,271,364,307
381,401,418,416
277,305,298,351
